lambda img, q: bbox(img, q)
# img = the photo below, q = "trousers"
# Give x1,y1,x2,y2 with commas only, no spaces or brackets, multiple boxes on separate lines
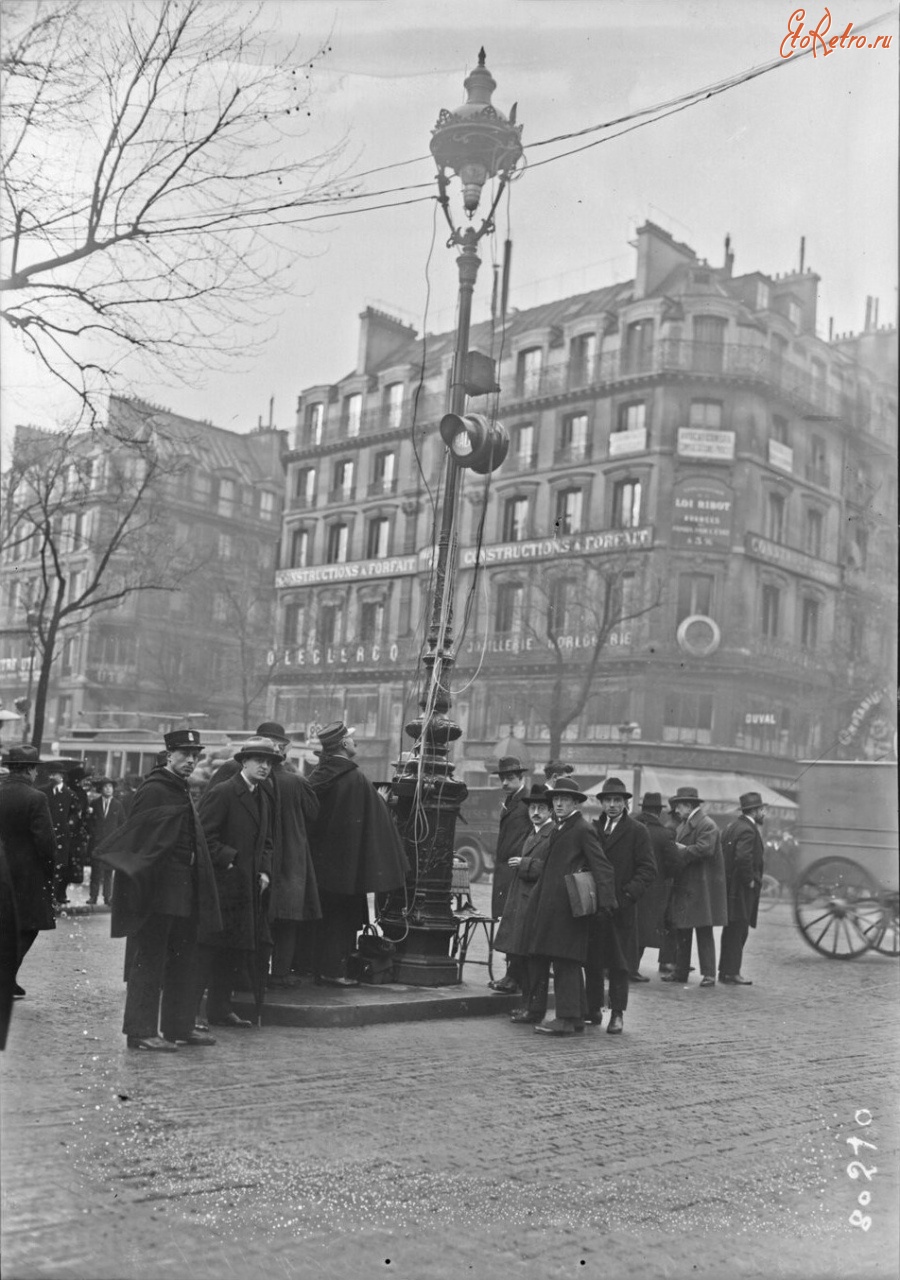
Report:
89,860,113,903
719,921,750,975
526,956,585,1021
122,913,199,1041
315,892,368,979
674,925,716,979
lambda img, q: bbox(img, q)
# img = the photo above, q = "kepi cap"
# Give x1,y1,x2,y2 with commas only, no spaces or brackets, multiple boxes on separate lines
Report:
317,722,355,753
164,728,203,752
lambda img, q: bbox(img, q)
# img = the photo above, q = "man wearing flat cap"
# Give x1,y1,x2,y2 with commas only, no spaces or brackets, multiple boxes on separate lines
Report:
586,777,656,1033
718,792,766,985
95,728,223,1051
306,723,408,986
488,755,533,993
662,786,727,988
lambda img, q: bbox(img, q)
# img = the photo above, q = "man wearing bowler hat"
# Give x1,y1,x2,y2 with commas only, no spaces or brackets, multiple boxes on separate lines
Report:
96,728,222,1051
718,792,767,985
586,777,656,1033
306,723,408,986
488,755,533,993
662,786,727,988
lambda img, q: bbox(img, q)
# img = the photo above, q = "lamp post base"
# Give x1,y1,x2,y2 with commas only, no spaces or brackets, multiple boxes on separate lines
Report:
388,928,460,987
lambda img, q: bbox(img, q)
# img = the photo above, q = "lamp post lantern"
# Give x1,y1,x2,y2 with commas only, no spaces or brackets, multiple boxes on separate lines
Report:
381,51,522,985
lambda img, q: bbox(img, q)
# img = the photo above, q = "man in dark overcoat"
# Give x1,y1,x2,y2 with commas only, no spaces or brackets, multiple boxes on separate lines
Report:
632,791,678,978
718,791,766,985
88,779,126,904
96,728,222,1052
493,782,555,1022
662,786,728,987
198,736,278,1025
306,723,408,986
521,777,617,1036
586,777,656,1034
206,722,321,988
41,765,77,905
0,745,57,1001
489,755,532,993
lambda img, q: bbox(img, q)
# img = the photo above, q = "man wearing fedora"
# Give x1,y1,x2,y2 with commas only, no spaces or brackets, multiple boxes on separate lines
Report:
95,729,223,1051
663,787,728,987
306,723,408,986
586,777,656,1033
521,777,617,1035
488,755,533,993
198,737,279,1026
718,792,767,985
88,779,125,905
633,792,679,978
0,744,57,1001
493,781,555,1022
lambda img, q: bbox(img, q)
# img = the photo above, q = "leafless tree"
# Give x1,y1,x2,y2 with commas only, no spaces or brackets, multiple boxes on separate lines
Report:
1,0,350,421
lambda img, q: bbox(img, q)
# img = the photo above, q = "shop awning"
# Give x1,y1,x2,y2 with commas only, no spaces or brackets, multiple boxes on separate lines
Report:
585,768,797,814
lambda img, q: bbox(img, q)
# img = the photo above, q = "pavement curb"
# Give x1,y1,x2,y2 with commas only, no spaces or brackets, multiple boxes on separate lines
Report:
232,984,521,1028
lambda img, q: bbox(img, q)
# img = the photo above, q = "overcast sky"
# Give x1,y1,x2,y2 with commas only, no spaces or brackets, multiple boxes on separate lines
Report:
2,0,897,442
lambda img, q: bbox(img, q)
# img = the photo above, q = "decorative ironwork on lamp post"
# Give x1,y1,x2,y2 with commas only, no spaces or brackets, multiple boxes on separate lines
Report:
381,50,523,985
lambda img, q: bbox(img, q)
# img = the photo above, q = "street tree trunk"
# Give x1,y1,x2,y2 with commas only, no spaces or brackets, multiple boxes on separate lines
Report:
30,580,66,750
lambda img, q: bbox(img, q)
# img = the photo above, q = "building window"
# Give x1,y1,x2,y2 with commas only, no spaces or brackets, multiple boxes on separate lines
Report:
570,332,597,385
366,517,390,560
502,496,529,542
290,527,309,568
514,423,534,467
623,319,654,374
584,690,630,739
294,466,316,504
326,523,349,564
807,434,828,486
344,393,362,438
676,573,713,624
385,382,404,430
516,347,543,397
771,414,790,445
317,603,343,647
800,598,820,650
755,281,770,310
559,412,590,462
217,478,236,517
611,479,641,529
547,578,577,634
333,459,354,499
761,584,780,638
359,601,385,645
495,582,525,634
804,508,823,558
283,601,305,645
787,299,802,329
616,401,646,433
689,400,723,429
555,487,583,535
663,691,713,744
693,315,727,373
259,491,275,520
766,492,785,542
217,532,234,560
306,402,324,446
212,593,228,623
372,451,396,493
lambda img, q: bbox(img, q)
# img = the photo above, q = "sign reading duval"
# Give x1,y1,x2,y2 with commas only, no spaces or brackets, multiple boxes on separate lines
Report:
671,478,733,549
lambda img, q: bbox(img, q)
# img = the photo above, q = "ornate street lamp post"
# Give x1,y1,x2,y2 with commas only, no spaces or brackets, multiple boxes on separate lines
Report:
381,51,523,985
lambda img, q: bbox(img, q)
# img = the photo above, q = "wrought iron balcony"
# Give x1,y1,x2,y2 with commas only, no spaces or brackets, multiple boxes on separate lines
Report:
367,477,398,497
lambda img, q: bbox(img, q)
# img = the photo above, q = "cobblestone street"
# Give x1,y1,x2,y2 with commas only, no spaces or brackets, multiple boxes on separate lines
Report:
2,885,898,1280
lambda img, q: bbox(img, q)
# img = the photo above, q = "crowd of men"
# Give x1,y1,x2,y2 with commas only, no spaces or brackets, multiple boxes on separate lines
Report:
0,727,767,1051
488,756,768,1035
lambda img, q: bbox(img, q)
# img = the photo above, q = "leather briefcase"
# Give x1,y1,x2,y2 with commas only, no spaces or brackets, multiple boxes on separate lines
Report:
564,869,597,918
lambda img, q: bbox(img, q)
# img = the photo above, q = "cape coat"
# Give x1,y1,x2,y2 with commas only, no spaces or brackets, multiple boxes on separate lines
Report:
96,767,223,943
491,785,534,918
519,811,617,963
667,805,728,929
199,773,274,951
632,810,678,949
493,817,554,957
721,813,766,927
306,755,408,895
0,773,57,933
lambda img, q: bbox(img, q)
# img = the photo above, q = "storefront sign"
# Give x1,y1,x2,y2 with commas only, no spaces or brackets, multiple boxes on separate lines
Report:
459,628,633,659
608,426,647,457
745,712,777,725
452,526,653,570
744,533,841,586
267,641,404,669
275,554,417,589
671,478,733,549
677,428,735,461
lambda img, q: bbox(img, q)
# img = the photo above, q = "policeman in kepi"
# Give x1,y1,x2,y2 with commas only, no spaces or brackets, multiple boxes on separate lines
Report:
96,728,224,1052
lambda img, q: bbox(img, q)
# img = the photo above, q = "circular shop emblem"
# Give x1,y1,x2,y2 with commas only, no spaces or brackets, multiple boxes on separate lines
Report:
676,614,721,657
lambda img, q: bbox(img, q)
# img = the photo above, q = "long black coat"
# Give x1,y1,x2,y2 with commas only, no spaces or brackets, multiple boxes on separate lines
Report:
0,774,57,932
88,796,126,855
41,783,76,873
199,774,274,951
520,811,617,963
494,818,554,957
306,755,407,895
491,785,533,917
592,812,657,969
632,811,677,949
721,813,766,927
668,806,728,929
0,841,20,1050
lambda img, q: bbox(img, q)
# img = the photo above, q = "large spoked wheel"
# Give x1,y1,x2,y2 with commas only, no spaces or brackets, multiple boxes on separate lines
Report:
793,857,882,959
854,891,900,957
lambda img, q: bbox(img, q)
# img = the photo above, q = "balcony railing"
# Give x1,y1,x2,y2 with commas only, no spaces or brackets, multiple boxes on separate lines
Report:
289,491,317,511
504,450,539,472
553,441,593,465
327,486,355,504
803,464,830,488
367,477,398,497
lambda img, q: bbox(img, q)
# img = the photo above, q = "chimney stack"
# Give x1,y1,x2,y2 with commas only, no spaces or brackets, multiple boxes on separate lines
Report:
724,233,734,277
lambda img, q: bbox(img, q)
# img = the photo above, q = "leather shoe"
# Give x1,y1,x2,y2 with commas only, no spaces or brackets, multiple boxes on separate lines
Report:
699,975,716,988
127,1036,178,1052
629,972,650,983
175,1031,217,1046
488,976,519,993
208,1012,253,1027
315,975,360,988
534,1018,578,1036
13,983,25,999
720,974,753,985
607,1012,624,1035
585,1010,603,1026
660,972,687,983
510,1010,542,1023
